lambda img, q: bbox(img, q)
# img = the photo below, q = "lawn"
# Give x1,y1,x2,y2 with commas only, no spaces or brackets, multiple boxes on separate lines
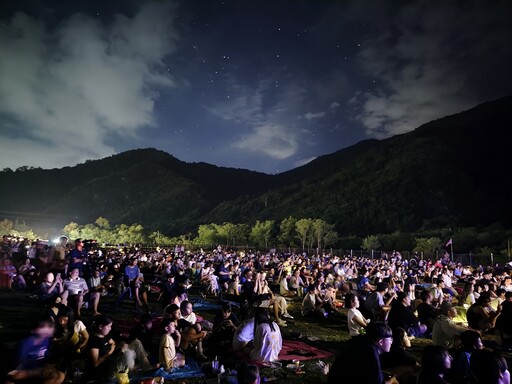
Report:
0,289,434,384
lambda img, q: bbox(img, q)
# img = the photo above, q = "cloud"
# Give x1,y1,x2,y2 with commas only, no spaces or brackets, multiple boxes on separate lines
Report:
0,2,178,169
207,74,309,160
236,124,299,160
295,156,317,168
350,1,512,138
301,112,326,121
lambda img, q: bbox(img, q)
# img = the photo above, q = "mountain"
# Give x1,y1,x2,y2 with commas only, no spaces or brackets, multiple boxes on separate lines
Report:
1,95,511,236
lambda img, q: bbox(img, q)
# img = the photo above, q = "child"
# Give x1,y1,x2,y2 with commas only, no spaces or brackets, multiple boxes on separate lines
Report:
159,319,185,371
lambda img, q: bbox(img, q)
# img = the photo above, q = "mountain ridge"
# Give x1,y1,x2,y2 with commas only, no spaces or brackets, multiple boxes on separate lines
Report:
1,95,511,235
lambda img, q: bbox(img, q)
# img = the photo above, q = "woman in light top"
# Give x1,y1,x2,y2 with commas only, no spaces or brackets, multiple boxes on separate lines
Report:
250,308,282,362
345,293,370,336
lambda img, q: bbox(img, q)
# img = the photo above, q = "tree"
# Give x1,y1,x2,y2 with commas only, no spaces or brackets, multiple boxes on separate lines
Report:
311,219,337,252
361,235,381,252
413,237,442,257
295,218,313,251
95,217,110,229
278,216,297,247
0,219,13,235
194,224,219,248
62,222,81,240
250,220,274,249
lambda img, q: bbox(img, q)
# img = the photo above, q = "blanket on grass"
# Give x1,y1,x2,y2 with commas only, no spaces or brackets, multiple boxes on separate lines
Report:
128,358,205,383
278,339,333,361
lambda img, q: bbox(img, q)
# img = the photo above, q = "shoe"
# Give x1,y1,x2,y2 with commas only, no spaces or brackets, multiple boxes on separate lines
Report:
282,313,294,319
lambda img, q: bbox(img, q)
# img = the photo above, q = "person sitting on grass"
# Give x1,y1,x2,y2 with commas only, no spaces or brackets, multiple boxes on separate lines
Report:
6,316,65,384
470,349,511,384
301,284,328,320
345,292,370,337
416,345,452,384
237,363,260,384
432,302,468,349
159,318,185,371
250,308,283,363
380,327,420,384
387,291,427,338
328,321,394,384
210,301,240,351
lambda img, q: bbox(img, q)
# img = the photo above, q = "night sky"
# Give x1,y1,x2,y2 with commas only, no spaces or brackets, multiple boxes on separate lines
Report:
1,0,511,174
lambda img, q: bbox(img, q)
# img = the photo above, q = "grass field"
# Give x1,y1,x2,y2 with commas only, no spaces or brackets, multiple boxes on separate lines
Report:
0,288,435,383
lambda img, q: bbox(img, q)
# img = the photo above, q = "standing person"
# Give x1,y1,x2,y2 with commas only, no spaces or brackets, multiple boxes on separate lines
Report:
328,322,394,384
67,239,85,276
61,268,89,318
159,318,185,371
345,293,370,337
250,308,282,363
49,236,68,276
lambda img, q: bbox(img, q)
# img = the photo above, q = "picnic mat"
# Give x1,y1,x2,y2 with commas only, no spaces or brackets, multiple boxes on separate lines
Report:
278,339,333,361
128,358,205,383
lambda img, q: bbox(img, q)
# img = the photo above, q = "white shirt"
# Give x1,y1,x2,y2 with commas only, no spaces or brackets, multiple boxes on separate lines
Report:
250,322,282,362
347,308,366,336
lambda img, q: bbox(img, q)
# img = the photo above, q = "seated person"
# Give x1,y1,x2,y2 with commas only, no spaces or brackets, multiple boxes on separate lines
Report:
61,268,89,318
380,327,420,384
237,363,260,384
446,330,483,383
417,345,452,384
416,290,441,333
37,272,64,306
84,315,117,381
250,308,283,363
255,271,293,327
495,291,512,347
467,291,502,332
210,302,240,350
128,314,155,371
364,282,396,321
279,272,296,297
432,302,468,349
301,284,328,319
232,317,255,353
470,349,510,384
6,316,65,384
345,293,370,337
159,318,185,370
328,322,393,384
387,292,427,338
166,302,208,359
53,306,89,358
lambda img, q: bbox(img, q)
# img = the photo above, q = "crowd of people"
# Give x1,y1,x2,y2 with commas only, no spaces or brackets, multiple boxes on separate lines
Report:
1,233,512,383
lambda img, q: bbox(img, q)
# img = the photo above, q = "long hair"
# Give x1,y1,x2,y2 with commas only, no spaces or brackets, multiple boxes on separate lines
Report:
254,307,275,333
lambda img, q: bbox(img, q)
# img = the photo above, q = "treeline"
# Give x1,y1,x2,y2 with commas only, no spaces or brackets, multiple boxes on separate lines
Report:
1,218,511,261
